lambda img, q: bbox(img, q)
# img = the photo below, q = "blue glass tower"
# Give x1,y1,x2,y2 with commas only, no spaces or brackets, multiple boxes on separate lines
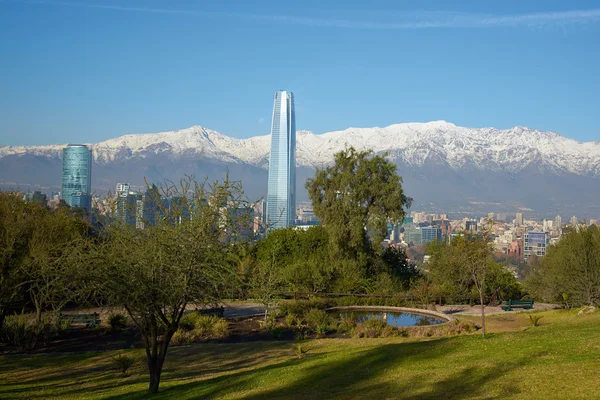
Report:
266,91,296,230
61,144,92,210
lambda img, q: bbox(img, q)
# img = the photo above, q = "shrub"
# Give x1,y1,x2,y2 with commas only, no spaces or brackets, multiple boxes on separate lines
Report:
336,312,357,334
211,319,230,339
315,323,328,337
112,353,136,377
529,314,543,327
285,313,299,327
0,313,67,350
352,318,387,338
279,298,330,316
294,328,309,341
381,325,399,338
107,313,128,331
172,313,229,344
171,330,195,345
305,308,331,328
332,296,408,308
0,314,37,350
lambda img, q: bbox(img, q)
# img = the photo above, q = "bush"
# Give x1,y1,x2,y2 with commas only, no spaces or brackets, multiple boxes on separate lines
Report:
172,313,229,344
112,353,136,377
107,313,128,331
336,312,357,334
279,298,330,316
315,323,328,337
352,318,388,338
0,313,68,350
171,330,196,345
285,313,300,327
305,308,331,328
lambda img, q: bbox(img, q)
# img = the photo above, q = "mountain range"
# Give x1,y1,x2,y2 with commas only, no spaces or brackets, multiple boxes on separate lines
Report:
1,121,599,218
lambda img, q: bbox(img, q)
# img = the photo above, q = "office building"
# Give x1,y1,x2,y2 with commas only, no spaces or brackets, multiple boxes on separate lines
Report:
266,90,296,230
421,226,442,244
61,144,92,210
524,231,550,260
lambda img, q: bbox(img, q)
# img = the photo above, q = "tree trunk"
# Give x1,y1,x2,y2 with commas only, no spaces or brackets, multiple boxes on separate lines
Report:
0,307,6,332
264,308,268,324
34,297,42,327
148,355,166,393
479,291,486,337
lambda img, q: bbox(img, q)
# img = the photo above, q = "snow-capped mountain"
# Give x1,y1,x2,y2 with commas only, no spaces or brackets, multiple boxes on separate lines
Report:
1,121,599,216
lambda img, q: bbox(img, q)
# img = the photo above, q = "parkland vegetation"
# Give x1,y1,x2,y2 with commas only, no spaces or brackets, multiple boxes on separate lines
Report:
2,147,600,396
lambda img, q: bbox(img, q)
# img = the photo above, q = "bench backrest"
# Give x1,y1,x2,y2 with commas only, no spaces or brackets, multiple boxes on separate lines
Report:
507,300,534,305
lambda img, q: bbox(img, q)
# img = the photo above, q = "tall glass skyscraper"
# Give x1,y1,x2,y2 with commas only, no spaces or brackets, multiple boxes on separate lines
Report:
266,91,296,230
61,144,92,210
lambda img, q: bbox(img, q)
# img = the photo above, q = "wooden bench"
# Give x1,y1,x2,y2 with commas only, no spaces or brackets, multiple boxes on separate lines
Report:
58,312,101,327
198,307,225,318
501,300,534,311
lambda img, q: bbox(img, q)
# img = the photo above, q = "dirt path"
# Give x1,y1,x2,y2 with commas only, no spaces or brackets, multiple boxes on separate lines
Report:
438,302,560,316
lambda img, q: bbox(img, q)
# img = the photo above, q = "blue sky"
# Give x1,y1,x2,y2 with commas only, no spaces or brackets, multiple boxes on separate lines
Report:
1,0,599,146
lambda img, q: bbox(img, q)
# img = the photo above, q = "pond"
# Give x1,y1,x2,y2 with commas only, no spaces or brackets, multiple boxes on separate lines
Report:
331,309,446,327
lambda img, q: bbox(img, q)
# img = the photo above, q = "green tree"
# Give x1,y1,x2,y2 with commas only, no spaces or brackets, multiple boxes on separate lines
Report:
82,177,248,393
254,227,333,293
427,230,513,337
526,225,600,307
24,208,91,325
0,192,36,330
306,147,411,266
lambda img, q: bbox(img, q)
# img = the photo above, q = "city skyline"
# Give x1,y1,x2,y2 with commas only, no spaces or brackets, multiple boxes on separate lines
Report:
1,1,599,146
266,91,296,230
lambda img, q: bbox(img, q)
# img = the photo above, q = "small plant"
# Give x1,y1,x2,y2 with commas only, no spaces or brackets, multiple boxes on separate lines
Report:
336,312,357,333
285,313,298,327
305,308,331,328
315,323,328,337
112,353,136,377
211,319,230,339
107,313,128,331
529,314,543,327
292,343,309,359
294,328,309,341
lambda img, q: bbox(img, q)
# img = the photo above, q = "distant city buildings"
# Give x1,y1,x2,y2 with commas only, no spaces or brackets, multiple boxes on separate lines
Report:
61,144,92,210
266,90,296,230
515,212,524,227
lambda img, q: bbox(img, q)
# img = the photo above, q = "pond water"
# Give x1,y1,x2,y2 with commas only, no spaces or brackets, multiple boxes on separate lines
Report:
331,310,446,327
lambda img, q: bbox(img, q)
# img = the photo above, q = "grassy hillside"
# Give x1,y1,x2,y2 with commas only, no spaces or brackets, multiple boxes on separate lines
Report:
1,309,599,399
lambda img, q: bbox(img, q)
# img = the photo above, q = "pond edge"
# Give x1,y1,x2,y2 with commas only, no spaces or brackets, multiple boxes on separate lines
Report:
326,306,456,326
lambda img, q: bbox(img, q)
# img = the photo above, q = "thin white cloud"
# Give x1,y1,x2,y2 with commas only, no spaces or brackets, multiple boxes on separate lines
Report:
5,0,600,29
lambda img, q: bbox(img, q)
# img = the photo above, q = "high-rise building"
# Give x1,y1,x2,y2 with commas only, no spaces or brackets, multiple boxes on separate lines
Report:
515,212,523,227
266,90,296,230
570,216,578,227
524,231,550,260
421,226,442,244
555,215,562,229
61,144,92,211
115,183,140,225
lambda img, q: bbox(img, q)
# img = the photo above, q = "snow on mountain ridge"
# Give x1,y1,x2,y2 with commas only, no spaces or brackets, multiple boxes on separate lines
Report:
1,122,599,177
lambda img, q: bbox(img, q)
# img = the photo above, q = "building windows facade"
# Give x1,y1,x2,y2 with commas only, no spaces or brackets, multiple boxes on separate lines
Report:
266,91,296,230
61,144,92,211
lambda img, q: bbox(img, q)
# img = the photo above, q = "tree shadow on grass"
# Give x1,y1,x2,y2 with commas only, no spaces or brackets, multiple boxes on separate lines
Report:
104,337,539,399
1,338,547,400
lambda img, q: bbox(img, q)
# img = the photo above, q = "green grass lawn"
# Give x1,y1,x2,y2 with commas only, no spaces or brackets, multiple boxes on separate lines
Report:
1,309,599,399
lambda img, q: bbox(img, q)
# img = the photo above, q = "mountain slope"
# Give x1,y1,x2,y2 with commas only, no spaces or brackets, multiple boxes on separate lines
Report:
1,121,599,216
